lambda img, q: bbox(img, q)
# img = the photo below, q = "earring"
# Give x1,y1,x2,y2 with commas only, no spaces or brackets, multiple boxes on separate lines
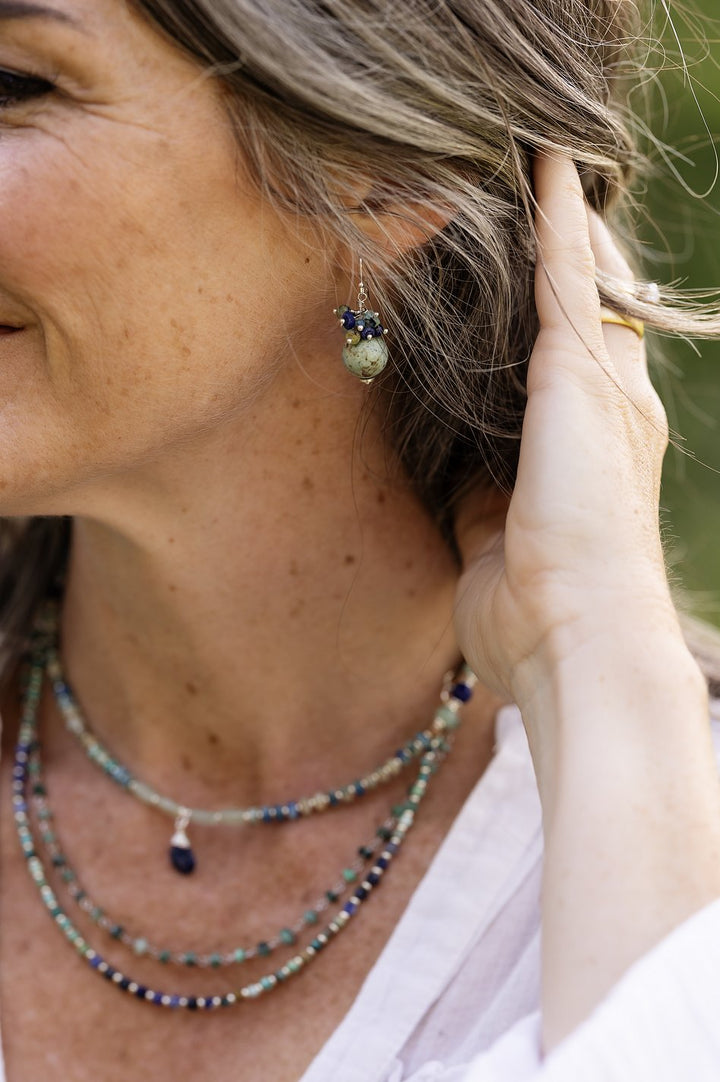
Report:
333,259,389,383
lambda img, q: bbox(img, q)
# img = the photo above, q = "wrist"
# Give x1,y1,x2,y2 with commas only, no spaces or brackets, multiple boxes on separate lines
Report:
509,587,693,708
511,623,709,817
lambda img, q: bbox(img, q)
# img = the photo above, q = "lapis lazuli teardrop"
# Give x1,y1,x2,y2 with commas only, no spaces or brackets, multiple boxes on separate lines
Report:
170,844,196,875
169,824,195,874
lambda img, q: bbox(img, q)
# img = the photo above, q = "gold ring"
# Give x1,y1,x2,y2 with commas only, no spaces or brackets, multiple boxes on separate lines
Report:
599,305,644,340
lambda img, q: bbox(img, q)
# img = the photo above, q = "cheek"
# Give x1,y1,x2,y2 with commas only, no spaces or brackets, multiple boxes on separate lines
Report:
0,119,298,502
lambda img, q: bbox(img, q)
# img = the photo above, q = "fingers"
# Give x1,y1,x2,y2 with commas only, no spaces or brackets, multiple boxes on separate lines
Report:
585,205,648,379
532,152,604,352
584,202,633,286
532,152,648,393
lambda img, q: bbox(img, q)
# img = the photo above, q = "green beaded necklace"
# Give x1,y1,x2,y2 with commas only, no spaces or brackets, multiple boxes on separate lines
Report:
43,606,459,875
29,727,405,968
12,599,477,1011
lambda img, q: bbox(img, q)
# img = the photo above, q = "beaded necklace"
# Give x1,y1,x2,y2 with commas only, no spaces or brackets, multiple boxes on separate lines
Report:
12,601,477,1011
46,642,453,875
29,731,404,967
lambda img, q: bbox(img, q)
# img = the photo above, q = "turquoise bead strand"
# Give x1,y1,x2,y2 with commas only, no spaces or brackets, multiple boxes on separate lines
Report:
28,725,399,967
44,632,466,826
12,645,464,1009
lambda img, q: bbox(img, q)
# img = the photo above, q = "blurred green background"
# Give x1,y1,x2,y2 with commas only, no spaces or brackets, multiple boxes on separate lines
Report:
642,2,720,627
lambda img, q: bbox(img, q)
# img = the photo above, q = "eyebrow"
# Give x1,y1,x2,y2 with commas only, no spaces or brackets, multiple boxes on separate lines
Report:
0,2,79,26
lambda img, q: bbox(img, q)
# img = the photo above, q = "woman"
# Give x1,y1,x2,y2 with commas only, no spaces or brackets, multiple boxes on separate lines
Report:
1,0,720,1078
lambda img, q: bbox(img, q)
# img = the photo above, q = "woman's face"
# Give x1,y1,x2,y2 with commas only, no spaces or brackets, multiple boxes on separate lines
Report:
0,0,339,515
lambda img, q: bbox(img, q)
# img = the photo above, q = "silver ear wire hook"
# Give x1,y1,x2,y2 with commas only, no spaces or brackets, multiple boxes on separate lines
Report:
357,258,368,311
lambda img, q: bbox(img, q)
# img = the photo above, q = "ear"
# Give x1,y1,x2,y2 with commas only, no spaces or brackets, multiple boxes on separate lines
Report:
328,166,456,263
360,192,455,257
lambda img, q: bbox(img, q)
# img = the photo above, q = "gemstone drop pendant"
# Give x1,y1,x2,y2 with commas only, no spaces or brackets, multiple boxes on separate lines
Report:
169,811,196,875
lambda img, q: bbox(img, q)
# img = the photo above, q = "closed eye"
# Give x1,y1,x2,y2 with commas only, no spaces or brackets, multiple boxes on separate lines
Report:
0,66,54,107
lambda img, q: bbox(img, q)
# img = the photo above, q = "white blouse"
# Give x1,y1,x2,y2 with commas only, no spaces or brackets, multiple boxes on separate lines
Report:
2,697,720,1082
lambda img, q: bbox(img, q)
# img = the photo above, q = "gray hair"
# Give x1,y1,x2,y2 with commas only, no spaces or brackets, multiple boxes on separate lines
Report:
2,0,720,688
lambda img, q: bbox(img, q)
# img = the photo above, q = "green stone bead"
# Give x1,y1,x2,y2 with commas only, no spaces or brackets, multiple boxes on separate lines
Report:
342,868,358,883
257,941,271,957
209,953,222,968
159,950,171,964
279,928,296,945
303,909,319,925
436,705,461,729
260,976,274,991
341,335,388,380
233,948,247,963
182,951,197,966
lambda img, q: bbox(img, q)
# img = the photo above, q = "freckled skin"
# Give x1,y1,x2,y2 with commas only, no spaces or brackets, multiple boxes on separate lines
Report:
0,0,338,516
0,6,505,1082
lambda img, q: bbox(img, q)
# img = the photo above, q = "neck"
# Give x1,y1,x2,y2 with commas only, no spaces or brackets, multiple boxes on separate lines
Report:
32,369,500,807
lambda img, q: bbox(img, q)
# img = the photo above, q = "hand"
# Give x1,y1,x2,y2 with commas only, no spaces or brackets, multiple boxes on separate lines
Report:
453,152,680,706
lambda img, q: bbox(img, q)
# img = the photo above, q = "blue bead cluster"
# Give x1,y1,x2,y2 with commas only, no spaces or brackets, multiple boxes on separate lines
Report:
334,304,386,340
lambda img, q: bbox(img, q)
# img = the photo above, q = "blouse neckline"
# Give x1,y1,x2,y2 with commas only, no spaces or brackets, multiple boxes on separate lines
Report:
299,701,542,1082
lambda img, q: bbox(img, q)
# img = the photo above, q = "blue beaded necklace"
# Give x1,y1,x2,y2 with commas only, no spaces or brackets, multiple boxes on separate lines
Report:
12,599,477,1010
42,597,466,875
29,731,406,967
